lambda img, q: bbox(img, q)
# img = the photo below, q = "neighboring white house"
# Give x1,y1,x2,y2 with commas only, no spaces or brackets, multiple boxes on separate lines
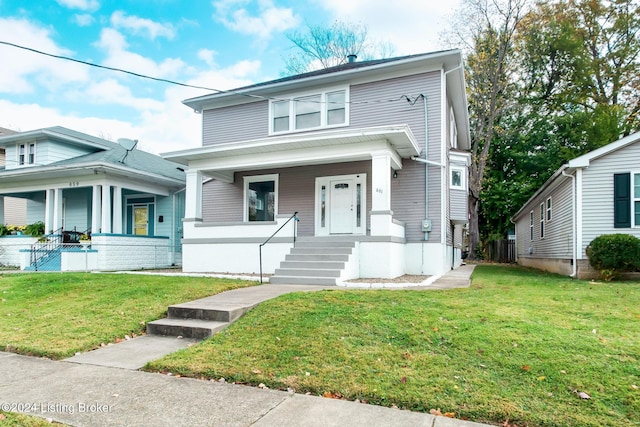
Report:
0,126,186,271
511,131,640,279
0,127,27,226
163,50,471,284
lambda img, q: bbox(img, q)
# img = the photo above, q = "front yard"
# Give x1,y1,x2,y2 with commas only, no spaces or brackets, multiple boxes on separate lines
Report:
0,266,638,426
0,272,253,359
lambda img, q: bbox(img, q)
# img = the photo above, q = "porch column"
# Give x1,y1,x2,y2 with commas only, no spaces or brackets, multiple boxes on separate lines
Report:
370,151,399,236
0,196,4,226
44,189,54,234
92,185,102,233
112,186,123,234
52,188,63,231
101,185,112,233
185,169,203,221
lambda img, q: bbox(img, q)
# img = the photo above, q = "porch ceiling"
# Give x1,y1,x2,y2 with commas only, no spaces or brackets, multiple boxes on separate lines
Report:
163,125,421,182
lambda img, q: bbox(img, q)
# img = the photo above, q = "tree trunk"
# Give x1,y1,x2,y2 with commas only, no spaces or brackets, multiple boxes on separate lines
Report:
467,193,480,260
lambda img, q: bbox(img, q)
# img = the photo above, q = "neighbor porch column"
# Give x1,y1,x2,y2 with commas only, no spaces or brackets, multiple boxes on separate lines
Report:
52,188,63,232
112,186,123,234
0,196,4,226
44,189,54,234
101,185,112,233
92,185,102,233
185,169,203,221
370,151,395,236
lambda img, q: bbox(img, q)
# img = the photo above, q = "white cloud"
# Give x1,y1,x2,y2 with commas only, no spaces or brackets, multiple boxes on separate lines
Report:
0,18,89,95
312,0,461,54
197,49,217,66
55,0,99,12
213,0,299,39
94,28,186,78
110,11,175,40
73,14,95,26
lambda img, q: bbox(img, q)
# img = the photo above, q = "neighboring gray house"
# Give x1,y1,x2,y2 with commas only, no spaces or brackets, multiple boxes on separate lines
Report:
164,50,471,284
0,127,27,226
0,126,186,271
511,131,640,278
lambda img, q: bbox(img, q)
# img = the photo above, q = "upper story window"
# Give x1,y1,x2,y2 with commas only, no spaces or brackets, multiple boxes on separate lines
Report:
18,143,36,166
270,88,348,134
450,166,466,190
449,107,458,148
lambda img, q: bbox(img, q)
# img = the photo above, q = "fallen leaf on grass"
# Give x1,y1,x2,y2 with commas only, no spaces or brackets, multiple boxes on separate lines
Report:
537,376,546,381
632,384,638,390
430,408,455,418
522,365,531,371
0,414,6,421
252,369,262,374
322,391,343,399
573,389,591,399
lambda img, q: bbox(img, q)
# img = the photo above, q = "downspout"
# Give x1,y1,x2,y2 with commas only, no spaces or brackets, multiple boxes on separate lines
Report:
562,169,577,277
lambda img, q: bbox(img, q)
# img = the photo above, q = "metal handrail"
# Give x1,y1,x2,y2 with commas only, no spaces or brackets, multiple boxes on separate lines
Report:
259,212,298,284
30,227,64,271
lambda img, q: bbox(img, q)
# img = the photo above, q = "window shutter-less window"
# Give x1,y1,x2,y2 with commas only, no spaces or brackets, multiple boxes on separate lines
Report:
614,173,631,228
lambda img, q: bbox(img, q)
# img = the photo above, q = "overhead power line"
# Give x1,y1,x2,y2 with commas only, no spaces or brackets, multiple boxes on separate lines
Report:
0,40,420,106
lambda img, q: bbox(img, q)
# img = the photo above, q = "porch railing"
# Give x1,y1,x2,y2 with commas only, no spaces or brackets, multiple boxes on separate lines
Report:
30,227,63,271
259,212,298,284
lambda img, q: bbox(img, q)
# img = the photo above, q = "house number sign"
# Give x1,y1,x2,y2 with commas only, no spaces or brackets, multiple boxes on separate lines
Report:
69,181,80,187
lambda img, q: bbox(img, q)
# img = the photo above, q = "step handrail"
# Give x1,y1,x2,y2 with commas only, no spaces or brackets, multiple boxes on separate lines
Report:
30,227,64,271
259,212,298,284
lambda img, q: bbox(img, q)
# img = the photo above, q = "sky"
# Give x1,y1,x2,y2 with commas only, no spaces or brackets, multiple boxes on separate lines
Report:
0,0,461,155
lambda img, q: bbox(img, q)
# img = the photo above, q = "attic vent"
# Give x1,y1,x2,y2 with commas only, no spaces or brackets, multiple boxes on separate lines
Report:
347,54,357,63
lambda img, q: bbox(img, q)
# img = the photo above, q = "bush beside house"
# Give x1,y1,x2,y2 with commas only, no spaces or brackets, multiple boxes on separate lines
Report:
586,234,640,281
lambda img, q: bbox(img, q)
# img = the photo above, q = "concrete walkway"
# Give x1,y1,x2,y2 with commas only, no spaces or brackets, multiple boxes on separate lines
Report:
1,265,490,427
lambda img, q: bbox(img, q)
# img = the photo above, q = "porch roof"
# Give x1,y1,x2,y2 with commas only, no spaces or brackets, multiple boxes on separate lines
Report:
162,125,421,182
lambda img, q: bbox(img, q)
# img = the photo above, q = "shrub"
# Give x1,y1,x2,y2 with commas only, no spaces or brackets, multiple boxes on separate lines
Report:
0,224,8,236
24,221,45,237
586,234,640,281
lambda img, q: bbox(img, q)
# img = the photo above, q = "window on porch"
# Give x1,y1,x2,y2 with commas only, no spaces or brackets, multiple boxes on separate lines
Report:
245,174,278,222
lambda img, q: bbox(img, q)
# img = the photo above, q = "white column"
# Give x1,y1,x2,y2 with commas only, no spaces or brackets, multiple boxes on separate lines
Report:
44,189,53,234
92,185,102,233
52,188,63,231
112,186,123,234
185,169,203,220
370,152,395,236
0,196,4,226
101,185,112,233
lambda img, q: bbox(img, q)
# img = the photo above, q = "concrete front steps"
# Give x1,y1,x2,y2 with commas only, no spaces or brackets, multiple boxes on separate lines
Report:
147,300,255,339
269,239,355,285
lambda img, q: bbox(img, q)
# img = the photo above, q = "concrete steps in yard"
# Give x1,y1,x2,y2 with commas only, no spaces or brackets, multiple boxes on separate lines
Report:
269,239,355,285
147,300,256,339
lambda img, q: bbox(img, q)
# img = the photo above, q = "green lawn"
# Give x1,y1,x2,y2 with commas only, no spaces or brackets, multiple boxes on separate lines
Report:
0,411,63,426
145,265,640,427
0,273,254,359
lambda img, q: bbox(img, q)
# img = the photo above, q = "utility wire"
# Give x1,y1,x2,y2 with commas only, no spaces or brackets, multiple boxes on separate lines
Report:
0,40,422,106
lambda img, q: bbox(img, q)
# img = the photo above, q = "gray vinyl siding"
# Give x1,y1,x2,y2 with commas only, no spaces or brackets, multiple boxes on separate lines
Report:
352,71,443,242
514,177,574,259
202,161,371,237
199,70,445,242
202,101,268,145
580,140,640,256
450,189,466,221
155,195,174,238
3,197,27,225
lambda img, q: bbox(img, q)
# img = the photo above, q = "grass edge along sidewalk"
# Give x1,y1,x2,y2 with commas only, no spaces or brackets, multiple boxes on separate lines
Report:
145,265,640,427
0,272,254,359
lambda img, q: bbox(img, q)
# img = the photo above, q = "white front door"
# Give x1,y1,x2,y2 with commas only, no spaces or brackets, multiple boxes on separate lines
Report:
315,174,366,236
330,180,353,234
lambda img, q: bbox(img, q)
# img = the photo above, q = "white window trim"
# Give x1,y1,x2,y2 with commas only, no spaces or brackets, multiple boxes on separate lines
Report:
629,172,640,228
450,166,466,190
269,86,350,135
243,174,279,222
540,203,545,239
530,210,534,241
314,174,367,236
546,197,552,221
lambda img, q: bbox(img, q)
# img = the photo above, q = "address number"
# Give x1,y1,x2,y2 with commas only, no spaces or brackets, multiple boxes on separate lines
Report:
69,181,80,187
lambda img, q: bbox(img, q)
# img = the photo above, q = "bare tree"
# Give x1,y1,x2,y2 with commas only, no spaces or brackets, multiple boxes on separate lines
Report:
445,0,529,259
282,20,394,75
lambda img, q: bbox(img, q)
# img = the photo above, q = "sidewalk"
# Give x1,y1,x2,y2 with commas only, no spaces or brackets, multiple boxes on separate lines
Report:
0,265,490,427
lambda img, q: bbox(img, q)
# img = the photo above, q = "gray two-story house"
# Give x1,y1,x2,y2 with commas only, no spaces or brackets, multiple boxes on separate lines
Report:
164,50,471,284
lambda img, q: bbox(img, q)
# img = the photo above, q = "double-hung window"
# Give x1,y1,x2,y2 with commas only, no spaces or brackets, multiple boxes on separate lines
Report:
17,143,36,166
546,197,552,221
270,88,348,134
530,211,534,241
